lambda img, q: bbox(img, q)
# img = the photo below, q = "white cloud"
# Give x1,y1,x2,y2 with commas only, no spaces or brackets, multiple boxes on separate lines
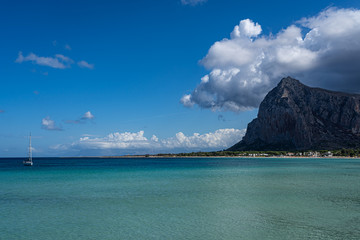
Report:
180,94,194,107
77,131,149,149
159,128,245,150
231,19,262,38
16,52,74,69
16,52,94,70
65,111,95,124
54,54,74,63
182,8,360,111
41,117,62,131
56,128,245,154
181,0,207,6
64,44,71,50
81,111,94,120
78,60,94,69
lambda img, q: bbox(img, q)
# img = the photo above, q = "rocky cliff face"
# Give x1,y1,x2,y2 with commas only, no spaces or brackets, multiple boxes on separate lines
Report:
229,77,360,151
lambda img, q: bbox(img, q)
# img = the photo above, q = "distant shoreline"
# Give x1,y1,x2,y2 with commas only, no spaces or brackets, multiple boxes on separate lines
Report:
2,155,360,159
55,155,360,159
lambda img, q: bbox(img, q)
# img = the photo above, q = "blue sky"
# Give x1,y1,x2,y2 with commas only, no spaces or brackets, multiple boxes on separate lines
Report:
1,0,360,157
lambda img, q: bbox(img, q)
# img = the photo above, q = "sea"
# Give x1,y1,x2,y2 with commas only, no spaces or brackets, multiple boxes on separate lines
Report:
0,157,359,240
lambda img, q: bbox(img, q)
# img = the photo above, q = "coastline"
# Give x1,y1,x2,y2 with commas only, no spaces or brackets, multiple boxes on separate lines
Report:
3,155,360,159
57,155,360,159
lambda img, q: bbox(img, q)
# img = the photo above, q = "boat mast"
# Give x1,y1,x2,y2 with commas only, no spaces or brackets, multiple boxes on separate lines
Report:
29,133,32,161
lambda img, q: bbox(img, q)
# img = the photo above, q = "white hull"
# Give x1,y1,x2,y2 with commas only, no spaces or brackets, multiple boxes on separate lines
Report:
23,160,33,166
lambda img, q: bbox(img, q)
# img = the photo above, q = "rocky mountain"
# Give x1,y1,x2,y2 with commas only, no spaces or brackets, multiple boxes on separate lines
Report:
228,77,360,151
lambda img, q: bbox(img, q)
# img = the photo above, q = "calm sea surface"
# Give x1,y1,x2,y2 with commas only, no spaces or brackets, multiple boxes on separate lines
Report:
1,157,360,240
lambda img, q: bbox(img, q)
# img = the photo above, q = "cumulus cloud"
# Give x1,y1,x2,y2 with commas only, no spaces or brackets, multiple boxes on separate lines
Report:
182,8,360,111
81,111,94,120
54,128,245,154
230,19,262,38
181,0,207,6
180,94,194,107
78,60,94,69
41,117,62,131
65,111,95,124
16,52,74,69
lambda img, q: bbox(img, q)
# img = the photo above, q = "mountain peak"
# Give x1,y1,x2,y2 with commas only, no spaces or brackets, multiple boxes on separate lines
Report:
278,76,302,88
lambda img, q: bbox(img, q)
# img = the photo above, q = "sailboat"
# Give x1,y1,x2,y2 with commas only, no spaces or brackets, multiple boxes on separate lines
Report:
23,133,33,166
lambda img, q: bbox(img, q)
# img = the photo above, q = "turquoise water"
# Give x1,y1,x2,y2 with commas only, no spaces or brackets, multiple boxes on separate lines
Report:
1,157,360,240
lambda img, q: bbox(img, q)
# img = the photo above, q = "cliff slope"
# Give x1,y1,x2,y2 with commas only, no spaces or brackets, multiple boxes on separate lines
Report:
229,77,360,151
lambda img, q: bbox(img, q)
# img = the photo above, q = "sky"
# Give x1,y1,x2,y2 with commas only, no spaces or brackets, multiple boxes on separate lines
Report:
1,0,360,157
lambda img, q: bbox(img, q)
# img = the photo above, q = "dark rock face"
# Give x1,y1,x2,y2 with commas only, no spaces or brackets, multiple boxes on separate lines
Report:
229,77,360,151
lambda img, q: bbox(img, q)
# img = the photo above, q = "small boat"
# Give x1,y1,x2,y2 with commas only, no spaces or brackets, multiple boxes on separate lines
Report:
23,133,33,166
